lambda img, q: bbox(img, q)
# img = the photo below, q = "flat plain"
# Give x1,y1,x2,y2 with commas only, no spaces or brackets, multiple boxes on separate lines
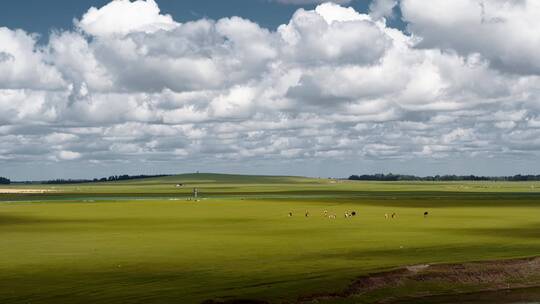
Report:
1,174,540,303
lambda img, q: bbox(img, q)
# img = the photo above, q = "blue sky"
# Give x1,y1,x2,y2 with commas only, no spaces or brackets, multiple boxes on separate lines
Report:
1,0,540,180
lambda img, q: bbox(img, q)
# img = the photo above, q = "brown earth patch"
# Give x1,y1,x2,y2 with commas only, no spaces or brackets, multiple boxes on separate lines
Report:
295,256,540,303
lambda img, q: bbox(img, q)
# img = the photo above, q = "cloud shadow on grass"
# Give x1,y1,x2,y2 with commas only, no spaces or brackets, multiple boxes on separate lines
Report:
436,222,540,239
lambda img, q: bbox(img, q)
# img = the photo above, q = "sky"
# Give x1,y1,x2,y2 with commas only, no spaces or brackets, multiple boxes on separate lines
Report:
1,0,540,180
0,0,406,35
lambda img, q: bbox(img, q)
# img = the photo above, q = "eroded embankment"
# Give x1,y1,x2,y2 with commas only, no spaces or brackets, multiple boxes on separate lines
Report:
203,256,540,304
297,256,540,303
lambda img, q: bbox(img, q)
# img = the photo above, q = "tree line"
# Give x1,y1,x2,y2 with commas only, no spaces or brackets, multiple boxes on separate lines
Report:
0,177,10,185
43,174,171,184
348,173,540,181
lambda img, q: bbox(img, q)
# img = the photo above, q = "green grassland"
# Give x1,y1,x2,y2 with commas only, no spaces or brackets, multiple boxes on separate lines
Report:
1,174,540,303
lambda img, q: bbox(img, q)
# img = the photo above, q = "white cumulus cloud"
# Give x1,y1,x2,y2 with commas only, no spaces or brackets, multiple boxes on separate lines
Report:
401,0,540,74
77,0,178,37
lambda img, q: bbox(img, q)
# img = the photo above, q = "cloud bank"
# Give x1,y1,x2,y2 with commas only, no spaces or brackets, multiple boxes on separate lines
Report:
1,0,540,179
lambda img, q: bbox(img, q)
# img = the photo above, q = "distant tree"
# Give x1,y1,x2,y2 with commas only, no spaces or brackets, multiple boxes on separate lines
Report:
42,174,171,184
348,174,540,182
0,177,10,184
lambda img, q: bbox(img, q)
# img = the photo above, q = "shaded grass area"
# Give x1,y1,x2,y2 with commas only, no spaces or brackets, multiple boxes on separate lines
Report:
1,175,540,303
395,287,540,304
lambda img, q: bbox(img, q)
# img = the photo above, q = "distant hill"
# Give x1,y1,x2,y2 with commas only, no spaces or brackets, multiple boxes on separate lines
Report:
35,173,320,185
113,173,318,185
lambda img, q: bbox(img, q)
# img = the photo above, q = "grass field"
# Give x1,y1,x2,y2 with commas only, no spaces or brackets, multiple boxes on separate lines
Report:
1,174,540,303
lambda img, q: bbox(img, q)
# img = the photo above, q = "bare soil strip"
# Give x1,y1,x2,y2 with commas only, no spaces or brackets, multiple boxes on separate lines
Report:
295,256,540,303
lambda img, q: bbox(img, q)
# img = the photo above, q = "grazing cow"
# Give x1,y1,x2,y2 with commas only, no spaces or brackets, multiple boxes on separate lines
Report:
385,213,389,219
288,212,293,217
351,211,356,216
344,213,350,219
323,210,328,217
391,213,396,219
305,211,310,218
424,211,429,218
